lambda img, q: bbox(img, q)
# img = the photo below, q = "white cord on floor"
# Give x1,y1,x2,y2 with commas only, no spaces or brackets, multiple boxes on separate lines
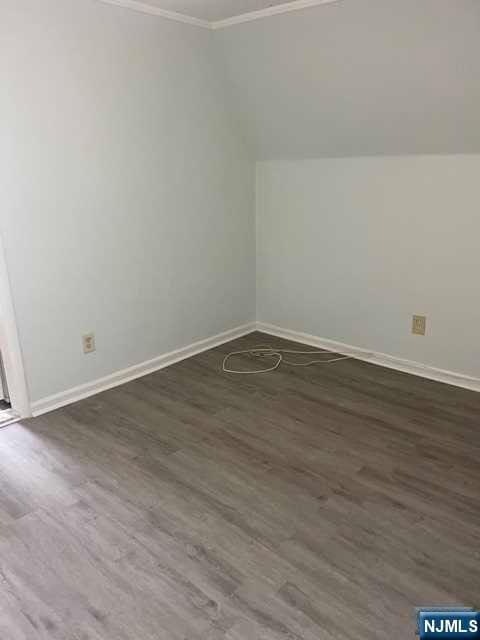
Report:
222,345,352,374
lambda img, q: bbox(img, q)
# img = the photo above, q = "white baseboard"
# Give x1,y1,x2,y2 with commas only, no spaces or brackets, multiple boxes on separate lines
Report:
30,319,479,417
31,322,256,416
256,322,480,393
0,409,21,428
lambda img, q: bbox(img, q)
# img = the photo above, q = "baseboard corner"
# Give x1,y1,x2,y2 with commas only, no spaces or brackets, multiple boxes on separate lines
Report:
31,321,256,417
256,321,480,393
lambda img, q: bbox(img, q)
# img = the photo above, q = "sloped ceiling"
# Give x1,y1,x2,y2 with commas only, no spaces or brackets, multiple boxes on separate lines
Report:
216,0,480,158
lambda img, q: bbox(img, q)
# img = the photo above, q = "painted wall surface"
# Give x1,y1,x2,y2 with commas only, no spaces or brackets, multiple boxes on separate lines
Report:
216,0,480,159
0,0,255,402
257,156,480,378
2,0,480,406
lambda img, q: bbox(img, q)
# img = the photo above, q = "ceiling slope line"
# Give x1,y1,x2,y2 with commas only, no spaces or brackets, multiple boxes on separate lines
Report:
97,0,211,28
210,0,343,29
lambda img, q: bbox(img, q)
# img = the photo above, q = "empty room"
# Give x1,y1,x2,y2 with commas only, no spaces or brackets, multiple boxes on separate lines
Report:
1,0,479,638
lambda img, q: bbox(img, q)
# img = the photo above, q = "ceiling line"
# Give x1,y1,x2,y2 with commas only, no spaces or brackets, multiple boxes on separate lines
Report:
96,0,211,28
210,0,342,29
96,0,342,30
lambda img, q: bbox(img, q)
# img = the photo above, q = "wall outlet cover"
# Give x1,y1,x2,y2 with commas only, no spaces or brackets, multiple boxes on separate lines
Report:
412,315,427,336
82,332,96,354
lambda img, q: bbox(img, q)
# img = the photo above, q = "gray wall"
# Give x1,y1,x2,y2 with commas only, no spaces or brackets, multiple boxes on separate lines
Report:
257,156,480,378
1,0,255,402
2,0,479,405
216,0,480,159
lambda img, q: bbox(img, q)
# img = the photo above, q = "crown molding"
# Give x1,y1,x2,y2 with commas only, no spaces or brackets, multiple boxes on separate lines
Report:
97,0,211,28
96,0,342,30
210,0,341,29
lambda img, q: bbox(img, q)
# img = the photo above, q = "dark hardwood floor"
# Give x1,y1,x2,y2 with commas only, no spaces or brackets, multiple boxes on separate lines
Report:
0,331,479,639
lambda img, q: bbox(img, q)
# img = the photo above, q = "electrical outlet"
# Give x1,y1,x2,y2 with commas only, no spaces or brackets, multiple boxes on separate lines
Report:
412,315,427,336
82,332,96,354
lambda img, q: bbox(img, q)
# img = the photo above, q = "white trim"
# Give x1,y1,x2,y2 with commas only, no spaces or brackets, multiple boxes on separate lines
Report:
28,318,480,417
210,0,341,29
0,234,31,418
31,322,255,416
96,0,211,28
0,410,21,429
95,0,342,30
256,322,480,393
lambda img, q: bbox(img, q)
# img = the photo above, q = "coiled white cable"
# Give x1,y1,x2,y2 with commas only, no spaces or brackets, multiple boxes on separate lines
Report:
222,345,351,374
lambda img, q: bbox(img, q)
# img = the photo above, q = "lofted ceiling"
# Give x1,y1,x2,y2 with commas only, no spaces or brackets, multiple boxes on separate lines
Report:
216,0,480,158
97,0,480,158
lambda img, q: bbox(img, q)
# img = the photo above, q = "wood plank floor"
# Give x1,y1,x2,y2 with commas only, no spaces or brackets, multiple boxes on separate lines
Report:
0,331,479,639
